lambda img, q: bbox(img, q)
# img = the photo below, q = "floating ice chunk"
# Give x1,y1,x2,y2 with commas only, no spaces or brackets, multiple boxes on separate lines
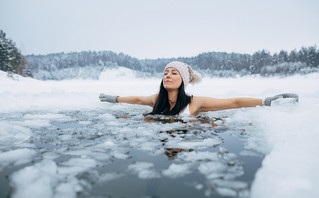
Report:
98,113,115,120
64,149,92,158
90,152,111,162
190,149,245,181
195,184,204,190
0,121,32,145
54,180,78,198
79,121,91,125
135,127,153,137
166,138,222,149
21,119,51,128
58,134,73,141
112,150,130,159
64,150,110,162
0,148,36,171
162,163,192,178
178,151,219,162
136,141,161,152
54,171,84,198
207,179,249,197
107,121,127,127
239,150,260,157
187,181,204,190
98,172,124,183
214,120,224,125
11,160,58,198
128,162,159,179
24,113,72,121
198,162,226,179
212,179,248,190
43,152,59,160
238,189,251,198
58,158,97,175
195,183,204,190
216,187,237,197
96,140,117,148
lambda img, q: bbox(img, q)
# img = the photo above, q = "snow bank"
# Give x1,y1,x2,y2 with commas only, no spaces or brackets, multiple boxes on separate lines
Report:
250,103,319,198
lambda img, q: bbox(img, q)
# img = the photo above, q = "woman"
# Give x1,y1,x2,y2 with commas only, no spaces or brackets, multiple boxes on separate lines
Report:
99,61,298,115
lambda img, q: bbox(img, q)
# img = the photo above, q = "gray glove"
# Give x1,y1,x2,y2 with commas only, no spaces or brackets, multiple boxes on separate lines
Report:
263,93,299,106
99,93,118,103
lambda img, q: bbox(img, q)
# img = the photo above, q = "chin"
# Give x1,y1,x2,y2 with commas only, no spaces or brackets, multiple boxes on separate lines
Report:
164,86,177,91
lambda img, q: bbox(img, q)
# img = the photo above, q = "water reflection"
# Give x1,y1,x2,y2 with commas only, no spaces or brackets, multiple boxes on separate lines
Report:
164,148,194,159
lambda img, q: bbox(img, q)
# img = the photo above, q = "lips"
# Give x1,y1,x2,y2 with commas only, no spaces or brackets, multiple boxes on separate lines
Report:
164,80,172,83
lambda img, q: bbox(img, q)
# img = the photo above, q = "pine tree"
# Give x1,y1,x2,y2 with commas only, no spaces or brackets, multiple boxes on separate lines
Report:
0,30,10,72
0,29,28,76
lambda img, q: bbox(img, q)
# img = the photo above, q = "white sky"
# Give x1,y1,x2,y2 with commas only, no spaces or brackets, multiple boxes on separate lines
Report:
1,0,318,59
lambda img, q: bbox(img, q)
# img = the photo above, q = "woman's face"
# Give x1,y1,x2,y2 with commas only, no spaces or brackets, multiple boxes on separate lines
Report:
163,67,183,90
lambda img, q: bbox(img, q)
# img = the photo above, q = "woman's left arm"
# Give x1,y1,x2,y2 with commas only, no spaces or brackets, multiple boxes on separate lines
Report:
193,97,263,112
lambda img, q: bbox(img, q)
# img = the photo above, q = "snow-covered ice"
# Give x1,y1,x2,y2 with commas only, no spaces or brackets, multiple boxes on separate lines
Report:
1,70,319,198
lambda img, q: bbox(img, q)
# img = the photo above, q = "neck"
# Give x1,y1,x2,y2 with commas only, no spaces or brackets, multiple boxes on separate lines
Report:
167,90,178,109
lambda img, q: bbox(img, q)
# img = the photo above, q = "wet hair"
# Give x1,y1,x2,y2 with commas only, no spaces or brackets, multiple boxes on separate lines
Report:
149,80,192,115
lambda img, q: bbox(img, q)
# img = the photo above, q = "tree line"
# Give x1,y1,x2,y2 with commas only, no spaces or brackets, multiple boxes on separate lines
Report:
25,46,319,79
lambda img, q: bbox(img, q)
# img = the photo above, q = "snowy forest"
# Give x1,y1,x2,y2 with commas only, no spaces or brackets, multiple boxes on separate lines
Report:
1,30,319,80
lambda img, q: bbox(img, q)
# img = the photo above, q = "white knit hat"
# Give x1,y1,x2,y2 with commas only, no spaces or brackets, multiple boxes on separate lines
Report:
164,61,201,88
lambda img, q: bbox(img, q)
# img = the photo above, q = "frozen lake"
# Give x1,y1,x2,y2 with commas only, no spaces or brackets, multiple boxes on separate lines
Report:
1,70,319,198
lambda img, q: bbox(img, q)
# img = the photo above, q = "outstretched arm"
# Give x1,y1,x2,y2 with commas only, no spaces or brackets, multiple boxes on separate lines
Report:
193,97,263,113
117,95,157,107
193,93,299,113
100,93,157,107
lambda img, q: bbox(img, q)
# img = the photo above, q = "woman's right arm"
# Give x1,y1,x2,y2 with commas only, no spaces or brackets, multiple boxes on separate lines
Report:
117,94,157,107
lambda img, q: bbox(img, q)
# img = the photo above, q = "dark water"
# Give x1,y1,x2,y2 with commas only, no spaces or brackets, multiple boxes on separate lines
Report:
0,109,264,198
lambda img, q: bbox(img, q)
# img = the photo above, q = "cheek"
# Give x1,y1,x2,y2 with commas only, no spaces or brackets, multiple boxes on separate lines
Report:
175,76,182,84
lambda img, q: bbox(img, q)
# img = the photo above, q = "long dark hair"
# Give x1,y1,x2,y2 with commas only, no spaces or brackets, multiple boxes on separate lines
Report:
149,80,192,115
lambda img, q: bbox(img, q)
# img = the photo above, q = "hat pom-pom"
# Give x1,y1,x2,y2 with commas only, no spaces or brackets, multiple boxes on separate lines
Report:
190,71,202,84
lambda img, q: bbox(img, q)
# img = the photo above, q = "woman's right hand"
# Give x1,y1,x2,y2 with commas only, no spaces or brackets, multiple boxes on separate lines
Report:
99,93,118,103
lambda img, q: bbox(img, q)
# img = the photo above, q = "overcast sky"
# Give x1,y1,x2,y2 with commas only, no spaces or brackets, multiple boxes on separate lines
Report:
1,0,318,59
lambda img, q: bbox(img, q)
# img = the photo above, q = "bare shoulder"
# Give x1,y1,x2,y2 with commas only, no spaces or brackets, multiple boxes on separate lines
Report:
189,96,212,114
135,94,158,107
151,94,158,102
191,96,216,105
191,96,215,106
149,94,158,107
